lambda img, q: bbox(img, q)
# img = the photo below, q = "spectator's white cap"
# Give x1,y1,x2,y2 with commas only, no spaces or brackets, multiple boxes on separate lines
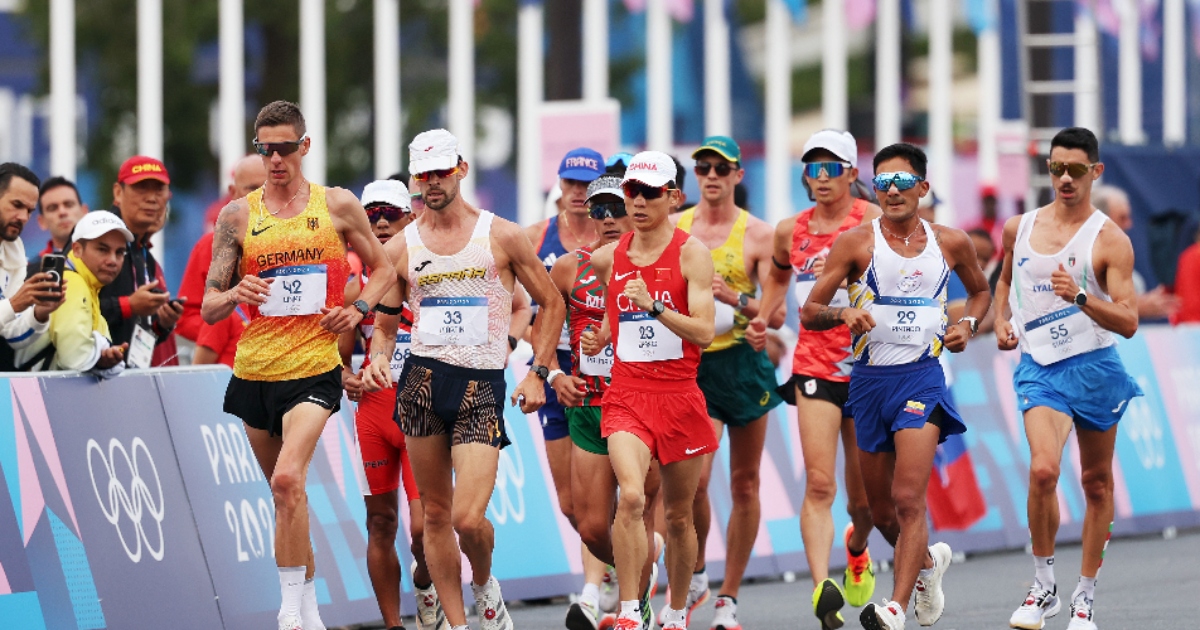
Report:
361,179,412,210
620,151,677,189
408,129,460,175
802,129,858,168
72,211,133,242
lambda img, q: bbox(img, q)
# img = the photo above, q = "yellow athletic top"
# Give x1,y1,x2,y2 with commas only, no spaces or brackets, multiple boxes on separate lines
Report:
233,184,350,381
677,207,754,352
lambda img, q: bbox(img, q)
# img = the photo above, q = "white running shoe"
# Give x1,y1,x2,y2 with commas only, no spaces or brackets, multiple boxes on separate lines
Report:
599,566,620,614
1009,583,1061,629
1066,594,1097,630
710,595,742,630
472,575,514,630
567,599,602,630
412,560,449,630
657,572,710,627
859,600,906,630
913,542,952,626
277,614,304,630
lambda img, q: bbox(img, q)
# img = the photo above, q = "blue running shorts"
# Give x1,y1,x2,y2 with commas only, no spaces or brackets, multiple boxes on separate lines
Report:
536,349,574,441
849,358,966,453
1013,345,1142,432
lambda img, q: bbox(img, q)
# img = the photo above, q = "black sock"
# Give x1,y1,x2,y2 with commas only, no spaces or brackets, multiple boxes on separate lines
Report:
693,566,706,575
848,543,867,557
720,595,738,605
414,579,433,590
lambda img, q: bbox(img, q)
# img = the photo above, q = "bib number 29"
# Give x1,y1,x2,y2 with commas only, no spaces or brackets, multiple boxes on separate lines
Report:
896,310,917,324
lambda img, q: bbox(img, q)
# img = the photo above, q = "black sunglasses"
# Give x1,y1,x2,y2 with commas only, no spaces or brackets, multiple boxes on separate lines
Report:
588,202,628,220
366,204,408,223
253,137,306,157
621,182,671,200
695,161,736,177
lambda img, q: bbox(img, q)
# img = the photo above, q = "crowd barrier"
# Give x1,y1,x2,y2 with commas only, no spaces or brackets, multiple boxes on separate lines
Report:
1,325,1199,628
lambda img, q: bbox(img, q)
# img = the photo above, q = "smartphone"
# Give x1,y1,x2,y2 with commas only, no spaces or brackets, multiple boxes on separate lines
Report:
38,254,65,302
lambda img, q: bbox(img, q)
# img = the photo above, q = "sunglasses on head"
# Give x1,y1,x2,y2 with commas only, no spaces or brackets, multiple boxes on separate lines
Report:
588,202,628,220
253,137,306,157
412,165,460,182
621,181,672,200
694,161,736,177
804,162,850,180
366,204,408,223
872,172,925,192
1047,161,1097,179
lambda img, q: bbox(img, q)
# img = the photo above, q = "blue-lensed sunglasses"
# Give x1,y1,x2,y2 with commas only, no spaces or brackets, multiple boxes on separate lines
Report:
872,172,925,192
803,162,849,179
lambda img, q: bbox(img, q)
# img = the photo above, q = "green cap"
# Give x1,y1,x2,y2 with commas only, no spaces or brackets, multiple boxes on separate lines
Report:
691,135,741,164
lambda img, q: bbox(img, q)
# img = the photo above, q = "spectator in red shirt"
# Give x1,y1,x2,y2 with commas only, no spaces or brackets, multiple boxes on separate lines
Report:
176,155,266,342
1172,229,1200,324
193,304,247,367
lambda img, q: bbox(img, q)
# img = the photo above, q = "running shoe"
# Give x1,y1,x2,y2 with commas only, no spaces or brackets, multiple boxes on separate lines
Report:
1066,594,1097,630
473,575,513,630
412,560,449,630
1009,583,1060,629
567,599,602,630
913,542,952,626
613,614,644,630
812,578,846,630
278,614,304,630
657,571,710,627
843,523,876,607
860,600,906,630
600,566,620,614
641,562,658,629
710,595,742,630
598,613,618,630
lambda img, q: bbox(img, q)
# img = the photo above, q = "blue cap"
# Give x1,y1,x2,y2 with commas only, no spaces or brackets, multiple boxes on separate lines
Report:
558,147,605,182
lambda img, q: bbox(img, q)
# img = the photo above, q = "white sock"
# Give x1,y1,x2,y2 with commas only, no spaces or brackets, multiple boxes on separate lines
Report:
278,566,306,621
690,568,708,593
661,606,686,624
580,582,600,607
1072,576,1097,603
451,626,470,630
471,577,492,600
1033,555,1055,590
619,600,640,618
301,578,326,630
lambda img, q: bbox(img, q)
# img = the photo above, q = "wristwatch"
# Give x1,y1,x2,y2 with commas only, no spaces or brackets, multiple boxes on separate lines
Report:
649,300,666,318
737,293,751,311
352,299,371,317
1074,290,1088,307
547,369,565,385
531,365,550,380
958,316,979,337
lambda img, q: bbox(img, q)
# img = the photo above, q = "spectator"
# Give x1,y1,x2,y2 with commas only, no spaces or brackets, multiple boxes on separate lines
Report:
1094,184,1179,321
176,154,267,342
29,176,89,279
1173,228,1200,324
0,163,65,370
25,212,132,376
100,156,184,365
670,155,690,212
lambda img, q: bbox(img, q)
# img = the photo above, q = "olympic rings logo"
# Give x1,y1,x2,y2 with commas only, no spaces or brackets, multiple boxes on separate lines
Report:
87,437,166,563
489,438,526,525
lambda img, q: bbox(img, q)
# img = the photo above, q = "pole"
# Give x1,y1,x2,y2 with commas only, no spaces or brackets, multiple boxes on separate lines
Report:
1073,9,1101,133
449,0,475,199
1116,0,1144,144
929,0,954,226
976,1,1000,187
765,0,791,225
374,0,401,178
300,0,327,184
822,0,848,130
875,0,902,150
1162,0,1186,145
582,0,608,102
646,0,672,150
219,0,244,187
49,0,75,180
704,0,732,136
518,2,544,227
138,0,164,252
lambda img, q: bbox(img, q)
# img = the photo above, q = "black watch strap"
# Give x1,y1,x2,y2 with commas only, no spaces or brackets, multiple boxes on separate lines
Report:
531,365,550,379
352,299,370,316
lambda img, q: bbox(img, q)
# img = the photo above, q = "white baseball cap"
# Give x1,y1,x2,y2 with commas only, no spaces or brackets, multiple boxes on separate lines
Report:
620,151,677,189
72,211,133,243
587,175,625,203
361,179,412,210
408,129,460,175
802,129,858,168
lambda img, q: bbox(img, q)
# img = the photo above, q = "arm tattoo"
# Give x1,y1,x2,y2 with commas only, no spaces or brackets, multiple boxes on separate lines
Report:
810,306,845,331
206,204,242,292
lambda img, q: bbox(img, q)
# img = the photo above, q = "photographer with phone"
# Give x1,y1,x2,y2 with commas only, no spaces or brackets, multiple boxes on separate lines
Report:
0,163,67,371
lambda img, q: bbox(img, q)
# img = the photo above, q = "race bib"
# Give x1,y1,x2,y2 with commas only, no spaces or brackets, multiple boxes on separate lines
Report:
259,264,328,317
579,339,614,377
869,296,941,346
616,311,683,362
417,297,488,346
389,332,412,381
1024,306,1101,366
794,274,850,310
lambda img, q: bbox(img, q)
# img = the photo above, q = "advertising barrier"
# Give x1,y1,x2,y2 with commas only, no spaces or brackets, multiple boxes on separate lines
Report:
1,326,1199,627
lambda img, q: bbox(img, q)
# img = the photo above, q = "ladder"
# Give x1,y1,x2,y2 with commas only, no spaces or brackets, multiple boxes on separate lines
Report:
1016,0,1102,210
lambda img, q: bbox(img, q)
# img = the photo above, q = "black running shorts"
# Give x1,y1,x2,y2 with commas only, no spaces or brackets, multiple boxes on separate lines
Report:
223,365,343,436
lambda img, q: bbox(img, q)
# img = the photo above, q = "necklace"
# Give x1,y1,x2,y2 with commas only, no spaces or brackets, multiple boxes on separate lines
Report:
559,211,596,247
258,180,307,226
881,220,922,247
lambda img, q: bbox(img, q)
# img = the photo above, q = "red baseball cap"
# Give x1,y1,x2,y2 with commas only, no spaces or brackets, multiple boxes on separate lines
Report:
117,156,171,185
